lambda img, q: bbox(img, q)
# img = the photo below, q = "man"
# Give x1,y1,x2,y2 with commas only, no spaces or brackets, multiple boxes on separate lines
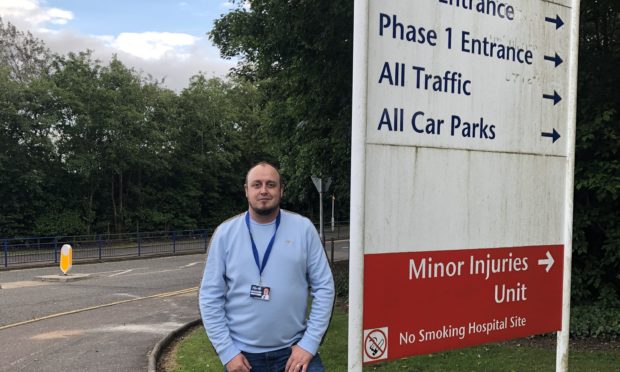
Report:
260,287,270,300
199,162,335,372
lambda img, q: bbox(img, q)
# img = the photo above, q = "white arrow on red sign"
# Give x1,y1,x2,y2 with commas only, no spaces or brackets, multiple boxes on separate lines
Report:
538,251,555,272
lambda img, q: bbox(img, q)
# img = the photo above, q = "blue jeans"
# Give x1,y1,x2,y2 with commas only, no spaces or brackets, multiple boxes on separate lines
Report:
226,347,324,372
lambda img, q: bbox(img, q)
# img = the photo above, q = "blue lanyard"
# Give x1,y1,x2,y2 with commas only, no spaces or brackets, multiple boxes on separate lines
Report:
245,211,281,277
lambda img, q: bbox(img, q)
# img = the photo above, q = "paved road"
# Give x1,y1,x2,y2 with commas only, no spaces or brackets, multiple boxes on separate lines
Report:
0,290,197,371
0,240,350,371
0,254,205,371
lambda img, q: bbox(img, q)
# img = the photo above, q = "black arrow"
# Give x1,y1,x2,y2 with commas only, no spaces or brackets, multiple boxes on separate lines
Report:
541,129,561,143
545,15,564,29
544,53,563,67
543,91,562,105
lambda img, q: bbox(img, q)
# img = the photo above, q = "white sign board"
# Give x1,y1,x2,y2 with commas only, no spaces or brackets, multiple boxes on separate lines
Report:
349,0,580,370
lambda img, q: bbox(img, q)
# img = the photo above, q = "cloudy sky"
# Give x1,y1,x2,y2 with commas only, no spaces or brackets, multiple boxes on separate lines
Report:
0,0,244,91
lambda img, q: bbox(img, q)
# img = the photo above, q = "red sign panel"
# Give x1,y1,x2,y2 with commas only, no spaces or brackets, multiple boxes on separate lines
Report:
363,245,563,364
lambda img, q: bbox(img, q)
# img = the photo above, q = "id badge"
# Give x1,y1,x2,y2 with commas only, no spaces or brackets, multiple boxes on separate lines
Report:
250,284,271,301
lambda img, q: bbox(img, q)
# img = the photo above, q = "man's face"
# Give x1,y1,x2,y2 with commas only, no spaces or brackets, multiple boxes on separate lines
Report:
245,164,283,217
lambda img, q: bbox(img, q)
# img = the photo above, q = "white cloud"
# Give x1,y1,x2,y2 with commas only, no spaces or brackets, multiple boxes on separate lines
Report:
0,0,234,91
0,0,73,30
93,34,115,44
220,1,250,10
128,48,236,91
0,0,37,14
46,8,73,25
112,32,199,60
39,29,235,91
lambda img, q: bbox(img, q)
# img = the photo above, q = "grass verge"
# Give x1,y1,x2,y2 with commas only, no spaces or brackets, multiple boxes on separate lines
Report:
167,304,620,371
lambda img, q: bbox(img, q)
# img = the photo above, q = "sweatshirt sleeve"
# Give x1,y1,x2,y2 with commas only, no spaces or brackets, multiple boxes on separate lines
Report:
198,227,240,365
296,220,336,355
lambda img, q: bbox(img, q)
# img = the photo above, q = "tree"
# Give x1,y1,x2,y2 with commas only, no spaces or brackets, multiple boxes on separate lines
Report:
52,52,185,234
176,75,264,226
210,0,354,219
572,0,620,305
0,66,66,236
123,81,179,232
0,21,269,236
0,18,63,237
49,51,105,234
0,18,52,82
97,57,156,233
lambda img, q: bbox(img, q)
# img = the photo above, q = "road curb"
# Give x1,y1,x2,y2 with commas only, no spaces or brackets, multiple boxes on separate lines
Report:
147,318,202,372
35,273,91,282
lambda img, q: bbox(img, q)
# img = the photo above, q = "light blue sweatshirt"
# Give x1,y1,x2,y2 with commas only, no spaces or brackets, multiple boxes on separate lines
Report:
199,209,335,365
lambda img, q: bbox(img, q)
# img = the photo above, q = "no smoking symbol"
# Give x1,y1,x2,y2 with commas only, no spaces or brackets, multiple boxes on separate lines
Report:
363,327,388,362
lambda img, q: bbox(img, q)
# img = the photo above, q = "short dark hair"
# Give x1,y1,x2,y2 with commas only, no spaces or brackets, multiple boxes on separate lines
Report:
245,161,283,185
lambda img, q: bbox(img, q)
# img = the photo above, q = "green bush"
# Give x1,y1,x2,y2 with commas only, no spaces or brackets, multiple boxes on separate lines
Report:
570,305,620,341
332,260,349,299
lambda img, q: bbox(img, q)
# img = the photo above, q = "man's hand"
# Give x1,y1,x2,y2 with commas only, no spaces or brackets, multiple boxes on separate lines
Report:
285,345,313,372
225,353,252,372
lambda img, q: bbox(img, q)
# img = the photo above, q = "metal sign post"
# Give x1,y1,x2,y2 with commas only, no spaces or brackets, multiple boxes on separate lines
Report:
350,0,580,370
331,195,335,232
311,176,332,240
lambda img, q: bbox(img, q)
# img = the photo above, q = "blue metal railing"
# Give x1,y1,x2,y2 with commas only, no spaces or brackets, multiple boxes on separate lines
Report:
1,229,210,269
1,221,350,269
3,240,7,268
